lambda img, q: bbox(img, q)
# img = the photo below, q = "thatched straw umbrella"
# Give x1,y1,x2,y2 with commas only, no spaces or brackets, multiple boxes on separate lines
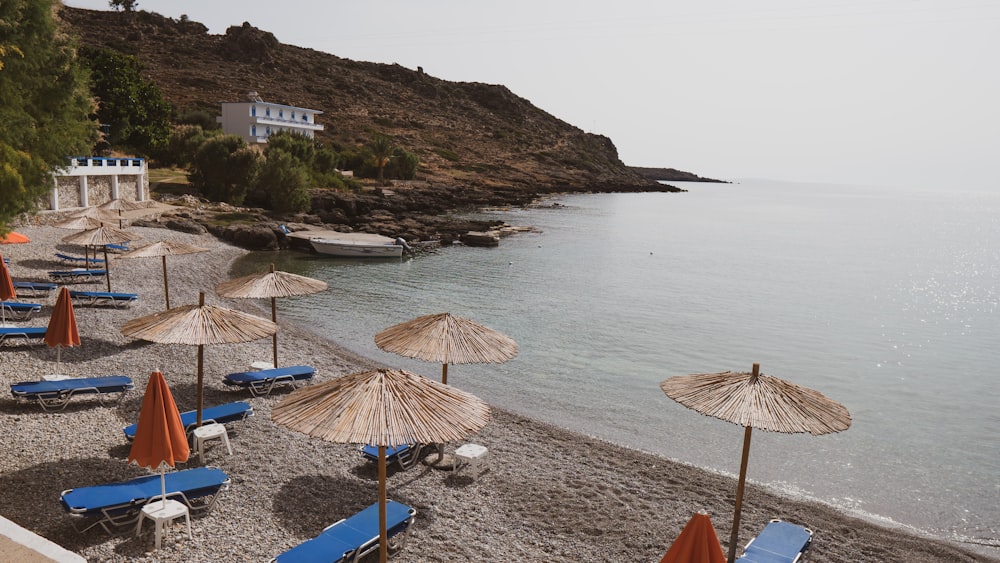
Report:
660,363,851,563
118,240,210,309
61,225,140,291
99,198,148,228
374,312,518,384
215,263,327,369
121,292,277,426
272,368,489,563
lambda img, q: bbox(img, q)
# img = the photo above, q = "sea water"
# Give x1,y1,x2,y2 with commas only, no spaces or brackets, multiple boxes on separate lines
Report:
232,179,999,552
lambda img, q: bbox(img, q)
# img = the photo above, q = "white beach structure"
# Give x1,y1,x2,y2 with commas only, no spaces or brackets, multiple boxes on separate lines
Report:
49,156,149,211
217,91,324,144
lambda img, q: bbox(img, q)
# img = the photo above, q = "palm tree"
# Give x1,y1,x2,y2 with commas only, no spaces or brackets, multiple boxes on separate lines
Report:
369,133,394,185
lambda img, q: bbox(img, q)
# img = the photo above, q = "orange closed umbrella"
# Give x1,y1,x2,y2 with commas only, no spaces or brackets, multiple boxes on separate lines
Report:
0,232,30,244
661,512,727,563
128,370,190,507
45,287,80,372
0,255,15,326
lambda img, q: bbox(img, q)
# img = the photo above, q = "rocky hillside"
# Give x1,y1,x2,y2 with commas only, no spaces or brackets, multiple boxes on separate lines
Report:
58,6,690,248
59,7,680,195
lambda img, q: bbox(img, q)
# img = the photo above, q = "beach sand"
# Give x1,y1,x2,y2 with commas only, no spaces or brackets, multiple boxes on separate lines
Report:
0,221,994,562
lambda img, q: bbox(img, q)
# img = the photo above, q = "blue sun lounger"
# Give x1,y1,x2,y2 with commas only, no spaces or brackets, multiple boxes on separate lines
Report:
60,466,231,533
11,376,134,411
69,290,138,307
55,252,105,265
1,301,43,320
123,401,255,441
13,281,57,296
0,326,47,345
223,365,316,396
271,500,417,563
737,519,813,563
48,269,107,282
360,444,424,471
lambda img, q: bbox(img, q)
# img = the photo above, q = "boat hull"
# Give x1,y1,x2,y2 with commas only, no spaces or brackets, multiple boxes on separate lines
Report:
310,238,403,258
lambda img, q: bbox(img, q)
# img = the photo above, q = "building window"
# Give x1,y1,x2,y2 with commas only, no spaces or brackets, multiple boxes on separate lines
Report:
291,111,296,120
252,125,257,138
265,107,271,117
251,105,257,116
279,110,284,119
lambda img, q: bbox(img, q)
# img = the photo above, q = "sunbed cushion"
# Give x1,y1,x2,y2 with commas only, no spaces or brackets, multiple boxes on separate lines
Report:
60,467,229,516
273,500,416,563
11,376,133,398
224,365,316,385
739,520,813,563
122,401,254,440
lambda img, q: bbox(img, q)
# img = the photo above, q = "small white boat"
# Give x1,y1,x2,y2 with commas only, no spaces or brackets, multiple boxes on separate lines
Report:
309,235,404,258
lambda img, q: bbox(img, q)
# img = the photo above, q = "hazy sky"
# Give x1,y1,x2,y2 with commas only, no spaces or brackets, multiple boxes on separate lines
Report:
66,1,999,190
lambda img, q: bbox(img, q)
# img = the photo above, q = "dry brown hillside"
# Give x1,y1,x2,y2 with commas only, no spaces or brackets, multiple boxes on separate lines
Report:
59,6,677,197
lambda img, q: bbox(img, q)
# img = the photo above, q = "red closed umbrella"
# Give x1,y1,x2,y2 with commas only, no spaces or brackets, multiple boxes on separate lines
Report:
0,232,30,244
128,370,191,507
660,512,727,563
45,287,81,373
0,254,15,326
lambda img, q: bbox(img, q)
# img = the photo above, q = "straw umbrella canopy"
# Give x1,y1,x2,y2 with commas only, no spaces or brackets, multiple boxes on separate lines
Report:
44,287,81,374
62,225,141,291
0,232,30,244
128,370,190,509
660,363,851,563
119,240,210,309
0,254,16,326
99,198,147,228
660,512,727,563
374,312,518,384
121,292,277,426
272,368,489,563
215,263,328,368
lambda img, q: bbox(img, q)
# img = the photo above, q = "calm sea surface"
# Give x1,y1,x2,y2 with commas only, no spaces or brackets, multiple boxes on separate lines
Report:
233,179,999,551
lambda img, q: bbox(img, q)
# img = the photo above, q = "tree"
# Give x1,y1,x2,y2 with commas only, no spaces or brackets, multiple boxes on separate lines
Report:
80,47,173,156
253,148,311,213
188,135,260,205
0,0,100,230
108,0,138,13
368,133,394,185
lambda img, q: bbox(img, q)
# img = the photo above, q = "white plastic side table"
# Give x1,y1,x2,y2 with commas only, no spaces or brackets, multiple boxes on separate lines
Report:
454,443,489,480
136,498,191,549
193,423,233,463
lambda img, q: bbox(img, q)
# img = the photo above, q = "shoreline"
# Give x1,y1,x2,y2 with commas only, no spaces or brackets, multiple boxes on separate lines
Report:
0,222,995,562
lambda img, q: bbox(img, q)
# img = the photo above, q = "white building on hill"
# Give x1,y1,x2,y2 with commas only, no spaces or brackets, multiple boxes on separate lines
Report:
217,91,324,144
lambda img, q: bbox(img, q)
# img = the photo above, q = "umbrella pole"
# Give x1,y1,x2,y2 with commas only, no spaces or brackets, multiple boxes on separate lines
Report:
727,425,753,563
271,296,278,368
160,467,168,509
441,363,448,385
161,255,170,309
196,344,204,427
103,246,111,292
379,446,388,563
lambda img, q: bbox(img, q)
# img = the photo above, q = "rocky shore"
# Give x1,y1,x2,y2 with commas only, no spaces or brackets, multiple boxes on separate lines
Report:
0,222,994,562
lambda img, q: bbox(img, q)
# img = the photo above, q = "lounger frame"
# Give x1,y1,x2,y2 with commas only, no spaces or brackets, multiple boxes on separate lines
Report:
223,365,316,397
69,290,138,308
122,401,255,441
0,327,48,345
0,301,43,321
738,519,814,563
360,443,425,471
48,269,107,282
270,500,416,563
11,376,134,411
60,467,230,534
12,281,58,296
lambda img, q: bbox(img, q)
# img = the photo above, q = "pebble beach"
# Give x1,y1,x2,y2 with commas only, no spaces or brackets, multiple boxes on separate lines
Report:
0,217,995,562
